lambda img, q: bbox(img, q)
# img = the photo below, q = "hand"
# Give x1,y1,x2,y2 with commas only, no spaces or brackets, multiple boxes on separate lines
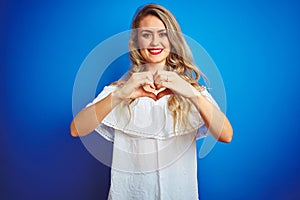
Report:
143,84,173,100
153,70,200,99
113,72,158,101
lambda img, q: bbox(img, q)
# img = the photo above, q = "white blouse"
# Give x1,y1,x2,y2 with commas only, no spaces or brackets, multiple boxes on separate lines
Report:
87,85,219,200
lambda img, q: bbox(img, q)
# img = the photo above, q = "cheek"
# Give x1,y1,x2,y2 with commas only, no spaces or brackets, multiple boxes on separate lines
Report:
138,38,150,49
162,39,170,50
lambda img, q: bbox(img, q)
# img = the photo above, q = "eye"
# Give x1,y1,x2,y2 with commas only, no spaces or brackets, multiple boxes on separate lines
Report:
159,32,168,37
142,33,151,38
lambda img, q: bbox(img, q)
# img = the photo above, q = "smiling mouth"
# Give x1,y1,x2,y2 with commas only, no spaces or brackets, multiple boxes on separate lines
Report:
148,48,163,55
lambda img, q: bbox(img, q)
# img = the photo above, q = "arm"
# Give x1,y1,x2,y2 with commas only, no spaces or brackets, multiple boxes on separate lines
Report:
189,92,233,143
70,93,121,137
154,70,233,143
70,72,157,137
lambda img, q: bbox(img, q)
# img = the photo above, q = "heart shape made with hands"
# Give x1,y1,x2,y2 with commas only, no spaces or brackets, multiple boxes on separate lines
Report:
142,84,172,101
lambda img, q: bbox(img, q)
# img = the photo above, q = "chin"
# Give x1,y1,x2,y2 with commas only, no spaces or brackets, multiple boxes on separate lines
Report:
147,60,165,65
147,56,168,64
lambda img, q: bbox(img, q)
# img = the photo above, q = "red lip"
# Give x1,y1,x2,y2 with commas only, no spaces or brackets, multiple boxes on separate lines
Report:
148,48,163,55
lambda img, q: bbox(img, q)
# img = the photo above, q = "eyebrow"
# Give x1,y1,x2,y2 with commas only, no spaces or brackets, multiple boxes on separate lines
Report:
140,29,166,33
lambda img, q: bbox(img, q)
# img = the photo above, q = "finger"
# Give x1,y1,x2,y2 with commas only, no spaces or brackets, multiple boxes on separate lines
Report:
145,77,155,89
153,70,165,80
155,75,171,90
153,70,166,81
157,88,173,100
140,72,154,88
136,78,152,88
153,70,159,80
142,84,155,93
160,81,173,90
154,75,164,88
142,90,157,101
132,72,152,85
155,83,163,90
154,73,171,85
148,73,156,89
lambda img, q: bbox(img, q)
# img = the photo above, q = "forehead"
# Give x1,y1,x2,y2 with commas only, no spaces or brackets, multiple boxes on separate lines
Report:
138,15,166,30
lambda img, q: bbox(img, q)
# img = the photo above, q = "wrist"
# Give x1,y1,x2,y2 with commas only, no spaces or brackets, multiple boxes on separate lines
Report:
111,91,125,105
189,89,204,105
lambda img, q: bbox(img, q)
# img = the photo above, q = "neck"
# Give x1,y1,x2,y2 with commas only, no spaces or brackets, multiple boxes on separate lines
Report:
145,63,165,73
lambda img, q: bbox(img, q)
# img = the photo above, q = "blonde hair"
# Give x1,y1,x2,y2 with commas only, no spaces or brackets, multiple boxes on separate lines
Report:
118,4,207,133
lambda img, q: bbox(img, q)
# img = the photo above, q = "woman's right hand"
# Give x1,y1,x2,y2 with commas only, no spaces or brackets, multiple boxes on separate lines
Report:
113,72,157,101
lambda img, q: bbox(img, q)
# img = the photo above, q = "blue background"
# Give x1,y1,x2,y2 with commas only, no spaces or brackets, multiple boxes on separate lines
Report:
1,0,300,199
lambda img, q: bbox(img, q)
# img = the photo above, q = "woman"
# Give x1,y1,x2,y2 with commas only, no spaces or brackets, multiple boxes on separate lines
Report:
70,4,233,200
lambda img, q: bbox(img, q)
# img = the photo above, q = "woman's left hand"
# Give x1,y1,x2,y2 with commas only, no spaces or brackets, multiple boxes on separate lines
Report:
154,70,233,143
153,70,199,99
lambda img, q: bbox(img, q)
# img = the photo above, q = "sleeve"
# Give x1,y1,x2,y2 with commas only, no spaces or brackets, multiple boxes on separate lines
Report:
196,88,220,140
85,85,118,142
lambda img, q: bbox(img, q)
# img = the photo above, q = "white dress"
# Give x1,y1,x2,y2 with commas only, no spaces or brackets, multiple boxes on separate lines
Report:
87,86,219,200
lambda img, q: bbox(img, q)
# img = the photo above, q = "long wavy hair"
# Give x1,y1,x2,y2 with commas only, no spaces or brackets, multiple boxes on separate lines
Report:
117,4,207,133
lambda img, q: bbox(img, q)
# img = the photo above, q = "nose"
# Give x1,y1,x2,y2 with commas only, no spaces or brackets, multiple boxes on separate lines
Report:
150,34,159,46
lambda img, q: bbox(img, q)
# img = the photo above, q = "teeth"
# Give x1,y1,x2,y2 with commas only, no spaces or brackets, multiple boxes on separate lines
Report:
149,49,162,53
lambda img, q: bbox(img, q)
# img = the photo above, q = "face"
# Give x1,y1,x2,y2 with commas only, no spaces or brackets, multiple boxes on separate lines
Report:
137,15,170,66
